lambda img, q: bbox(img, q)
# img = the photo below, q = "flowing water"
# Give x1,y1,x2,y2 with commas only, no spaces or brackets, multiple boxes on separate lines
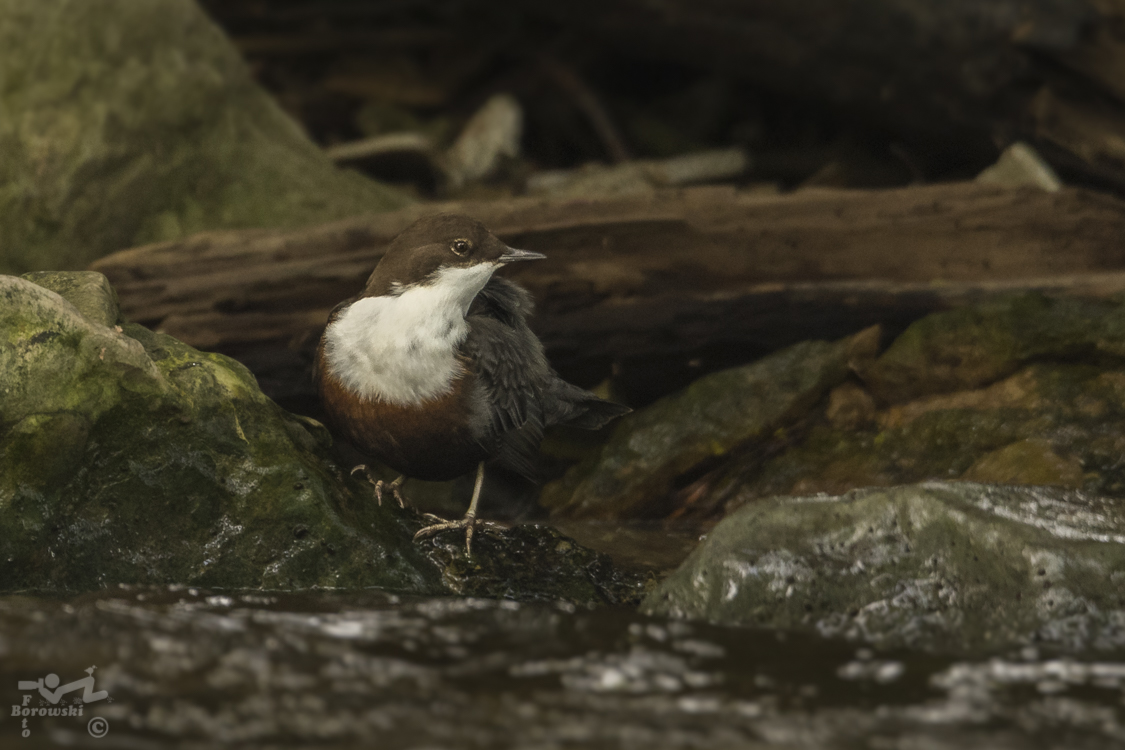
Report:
2,586,1125,749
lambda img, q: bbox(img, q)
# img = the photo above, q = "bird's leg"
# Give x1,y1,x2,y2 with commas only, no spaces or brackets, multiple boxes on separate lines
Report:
413,463,502,555
350,464,406,508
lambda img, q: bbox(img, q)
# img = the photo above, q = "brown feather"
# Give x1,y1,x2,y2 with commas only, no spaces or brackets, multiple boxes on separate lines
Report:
315,334,487,481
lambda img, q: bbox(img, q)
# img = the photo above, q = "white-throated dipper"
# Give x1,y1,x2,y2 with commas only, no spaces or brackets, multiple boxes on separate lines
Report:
315,213,630,553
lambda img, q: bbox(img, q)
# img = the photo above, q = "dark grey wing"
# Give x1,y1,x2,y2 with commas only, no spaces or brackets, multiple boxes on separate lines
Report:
464,278,631,481
464,279,551,480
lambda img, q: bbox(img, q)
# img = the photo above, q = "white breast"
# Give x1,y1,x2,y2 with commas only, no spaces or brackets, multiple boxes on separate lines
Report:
323,263,497,406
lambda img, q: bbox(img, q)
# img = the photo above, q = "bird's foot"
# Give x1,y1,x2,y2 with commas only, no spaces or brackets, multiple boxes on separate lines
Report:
373,480,406,508
350,465,406,508
413,513,504,555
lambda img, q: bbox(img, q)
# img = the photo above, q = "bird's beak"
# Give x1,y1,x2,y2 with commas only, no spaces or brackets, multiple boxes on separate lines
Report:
498,246,547,263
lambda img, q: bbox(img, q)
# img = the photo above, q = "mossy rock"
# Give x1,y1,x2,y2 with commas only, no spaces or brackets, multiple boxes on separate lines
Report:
960,438,1085,487
629,294,1125,523
0,272,444,593
644,482,1125,653
541,330,877,520
861,293,1125,403
0,0,411,274
733,365,1113,498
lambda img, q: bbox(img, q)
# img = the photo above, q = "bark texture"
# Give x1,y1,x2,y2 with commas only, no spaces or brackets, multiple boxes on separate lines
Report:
92,183,1125,400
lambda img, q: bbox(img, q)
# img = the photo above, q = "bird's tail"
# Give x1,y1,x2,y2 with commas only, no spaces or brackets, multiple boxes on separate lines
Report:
553,385,631,430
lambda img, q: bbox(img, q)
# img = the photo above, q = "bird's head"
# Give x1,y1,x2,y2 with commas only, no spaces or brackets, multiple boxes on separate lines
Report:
363,213,544,299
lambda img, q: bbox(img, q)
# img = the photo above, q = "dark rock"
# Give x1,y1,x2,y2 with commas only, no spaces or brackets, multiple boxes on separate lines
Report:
674,296,1125,520
541,329,878,521
416,524,650,606
860,293,1125,403
643,482,1125,653
0,0,410,275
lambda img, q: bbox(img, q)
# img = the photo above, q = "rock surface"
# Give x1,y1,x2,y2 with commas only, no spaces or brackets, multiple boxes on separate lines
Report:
0,0,410,275
613,294,1125,524
541,329,877,520
418,523,649,606
643,482,1125,653
860,293,1125,404
0,272,641,602
0,272,440,593
713,359,1125,507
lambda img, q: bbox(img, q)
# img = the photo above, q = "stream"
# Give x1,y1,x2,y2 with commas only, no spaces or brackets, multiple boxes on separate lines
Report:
2,585,1124,749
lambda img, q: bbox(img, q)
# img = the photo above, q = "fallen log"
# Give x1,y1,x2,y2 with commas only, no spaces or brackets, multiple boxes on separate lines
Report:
92,182,1125,404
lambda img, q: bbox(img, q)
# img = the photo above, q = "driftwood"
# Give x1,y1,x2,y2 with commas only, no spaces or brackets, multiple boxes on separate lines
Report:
92,183,1125,403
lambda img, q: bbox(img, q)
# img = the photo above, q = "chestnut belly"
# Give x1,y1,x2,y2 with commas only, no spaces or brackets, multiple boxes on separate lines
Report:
318,368,487,481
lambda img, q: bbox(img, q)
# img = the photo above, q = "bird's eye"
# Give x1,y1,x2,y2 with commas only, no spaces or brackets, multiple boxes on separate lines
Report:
450,238,473,256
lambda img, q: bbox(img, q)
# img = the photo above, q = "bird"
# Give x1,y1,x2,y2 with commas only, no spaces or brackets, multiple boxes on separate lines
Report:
314,213,630,554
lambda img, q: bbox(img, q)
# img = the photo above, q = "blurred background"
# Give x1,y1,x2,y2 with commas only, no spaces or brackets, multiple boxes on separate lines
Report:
196,0,1125,197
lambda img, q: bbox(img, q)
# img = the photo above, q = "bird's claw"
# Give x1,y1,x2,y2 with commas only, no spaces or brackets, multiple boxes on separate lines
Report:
350,465,406,507
373,480,406,508
413,514,504,556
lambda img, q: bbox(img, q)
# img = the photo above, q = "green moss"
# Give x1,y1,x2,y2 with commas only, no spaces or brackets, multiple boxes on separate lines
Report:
723,360,1125,505
0,413,89,498
862,294,1125,402
962,439,1085,487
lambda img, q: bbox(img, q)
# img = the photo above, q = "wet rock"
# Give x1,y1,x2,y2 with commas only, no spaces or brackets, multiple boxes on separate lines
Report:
546,294,1125,528
417,524,649,606
0,0,410,275
644,482,1125,653
0,272,442,593
541,330,877,520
